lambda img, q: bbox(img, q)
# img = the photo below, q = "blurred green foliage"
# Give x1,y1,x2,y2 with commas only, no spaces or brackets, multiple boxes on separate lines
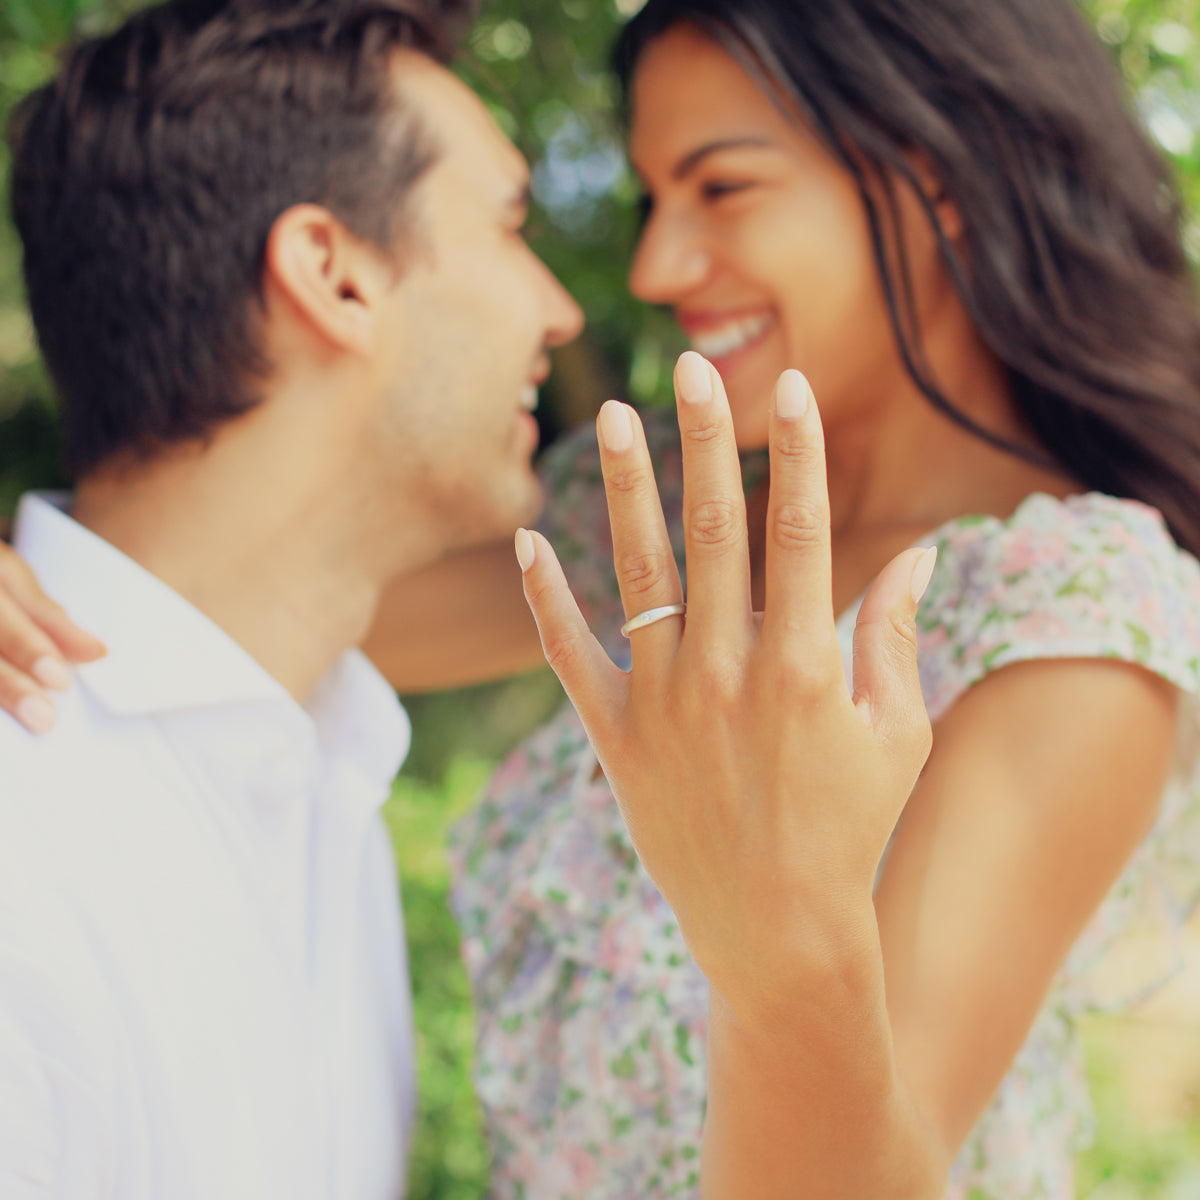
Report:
384,762,496,1200
0,1,1198,1196
1,0,1196,506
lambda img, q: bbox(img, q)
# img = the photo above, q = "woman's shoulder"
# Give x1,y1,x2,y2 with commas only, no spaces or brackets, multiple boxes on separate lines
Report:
912,492,1200,1017
916,491,1200,719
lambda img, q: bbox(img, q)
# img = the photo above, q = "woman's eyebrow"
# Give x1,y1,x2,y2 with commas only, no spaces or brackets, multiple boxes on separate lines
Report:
672,136,773,180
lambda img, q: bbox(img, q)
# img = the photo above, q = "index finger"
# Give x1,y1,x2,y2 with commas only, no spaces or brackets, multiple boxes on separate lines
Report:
0,546,106,665
760,371,838,654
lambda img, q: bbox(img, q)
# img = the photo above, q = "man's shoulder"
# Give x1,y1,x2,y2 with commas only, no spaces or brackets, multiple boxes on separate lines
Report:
0,708,124,1166
0,686,120,801
0,687,152,902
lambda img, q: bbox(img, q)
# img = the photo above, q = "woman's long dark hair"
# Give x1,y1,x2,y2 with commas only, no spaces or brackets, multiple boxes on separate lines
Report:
615,0,1200,558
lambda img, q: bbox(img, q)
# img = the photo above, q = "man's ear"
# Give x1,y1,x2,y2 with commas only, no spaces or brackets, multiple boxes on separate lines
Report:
263,204,389,358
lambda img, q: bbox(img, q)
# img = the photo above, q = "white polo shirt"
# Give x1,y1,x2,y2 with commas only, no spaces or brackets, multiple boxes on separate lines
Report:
0,495,415,1199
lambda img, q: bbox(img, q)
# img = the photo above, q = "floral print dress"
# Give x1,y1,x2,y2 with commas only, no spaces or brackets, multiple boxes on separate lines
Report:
449,415,1200,1200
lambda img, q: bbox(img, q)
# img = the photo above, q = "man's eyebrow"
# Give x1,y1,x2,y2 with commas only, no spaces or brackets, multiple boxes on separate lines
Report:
671,136,773,180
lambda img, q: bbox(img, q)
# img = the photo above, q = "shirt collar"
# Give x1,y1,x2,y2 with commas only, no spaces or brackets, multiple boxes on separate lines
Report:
13,493,410,786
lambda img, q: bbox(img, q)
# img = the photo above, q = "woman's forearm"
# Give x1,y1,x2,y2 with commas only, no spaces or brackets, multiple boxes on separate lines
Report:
363,540,545,692
515,361,940,1196
702,901,948,1200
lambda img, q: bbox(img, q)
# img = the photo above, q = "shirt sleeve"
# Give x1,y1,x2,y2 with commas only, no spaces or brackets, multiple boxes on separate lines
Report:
916,492,1200,722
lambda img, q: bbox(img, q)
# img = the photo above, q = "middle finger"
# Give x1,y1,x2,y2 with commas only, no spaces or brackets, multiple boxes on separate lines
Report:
674,352,752,640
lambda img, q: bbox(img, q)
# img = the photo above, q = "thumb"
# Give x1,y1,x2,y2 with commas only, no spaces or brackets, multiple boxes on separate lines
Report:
851,546,936,765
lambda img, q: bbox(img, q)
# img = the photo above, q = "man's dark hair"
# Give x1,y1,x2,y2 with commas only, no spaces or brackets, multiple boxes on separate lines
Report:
11,0,475,478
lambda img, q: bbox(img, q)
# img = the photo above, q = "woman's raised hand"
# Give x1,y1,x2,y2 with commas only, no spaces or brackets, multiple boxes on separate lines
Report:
0,538,105,733
515,351,936,1024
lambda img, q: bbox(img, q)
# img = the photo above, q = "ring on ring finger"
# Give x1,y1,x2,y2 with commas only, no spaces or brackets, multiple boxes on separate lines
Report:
620,603,687,638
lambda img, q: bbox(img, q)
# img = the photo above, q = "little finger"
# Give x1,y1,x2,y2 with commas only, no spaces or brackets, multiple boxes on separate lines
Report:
851,545,937,772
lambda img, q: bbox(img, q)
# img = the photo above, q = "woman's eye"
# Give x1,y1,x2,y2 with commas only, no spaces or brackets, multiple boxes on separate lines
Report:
701,180,753,201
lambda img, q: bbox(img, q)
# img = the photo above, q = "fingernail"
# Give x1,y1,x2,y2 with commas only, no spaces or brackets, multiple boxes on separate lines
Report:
676,351,713,405
598,401,634,453
910,546,938,605
515,528,536,572
16,694,56,736
775,370,810,419
31,655,72,691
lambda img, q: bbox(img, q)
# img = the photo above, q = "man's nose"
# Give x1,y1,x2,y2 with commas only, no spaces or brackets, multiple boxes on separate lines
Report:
544,273,585,349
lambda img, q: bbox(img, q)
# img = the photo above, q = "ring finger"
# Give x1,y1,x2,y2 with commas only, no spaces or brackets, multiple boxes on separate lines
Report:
596,400,685,663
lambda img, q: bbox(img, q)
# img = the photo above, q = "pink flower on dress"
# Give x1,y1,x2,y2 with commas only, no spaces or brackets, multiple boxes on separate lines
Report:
563,1144,602,1191
1013,610,1074,642
452,432,1200,1200
599,921,646,975
994,530,1046,578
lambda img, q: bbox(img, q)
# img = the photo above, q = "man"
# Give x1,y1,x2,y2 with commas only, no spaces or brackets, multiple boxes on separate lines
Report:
0,0,582,1195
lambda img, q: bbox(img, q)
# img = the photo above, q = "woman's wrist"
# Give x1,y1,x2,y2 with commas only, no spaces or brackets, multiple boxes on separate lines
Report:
701,881,882,1039
705,962,950,1200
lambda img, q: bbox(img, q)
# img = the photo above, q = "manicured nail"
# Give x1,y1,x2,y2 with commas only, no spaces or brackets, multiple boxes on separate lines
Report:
515,528,536,572
676,351,713,405
775,370,810,419
16,694,56,735
910,546,938,604
598,400,634,453
31,655,72,691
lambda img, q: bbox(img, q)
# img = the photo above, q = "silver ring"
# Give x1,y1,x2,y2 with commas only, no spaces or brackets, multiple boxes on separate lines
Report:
620,603,687,638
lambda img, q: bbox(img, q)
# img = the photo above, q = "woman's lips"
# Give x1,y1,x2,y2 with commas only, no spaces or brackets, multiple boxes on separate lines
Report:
683,311,776,361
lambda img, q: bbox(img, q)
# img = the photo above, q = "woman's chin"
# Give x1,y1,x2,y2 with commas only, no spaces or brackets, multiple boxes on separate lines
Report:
730,415,771,454
723,387,774,454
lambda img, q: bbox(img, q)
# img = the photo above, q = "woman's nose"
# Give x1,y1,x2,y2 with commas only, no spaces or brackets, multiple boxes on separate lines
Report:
628,212,711,305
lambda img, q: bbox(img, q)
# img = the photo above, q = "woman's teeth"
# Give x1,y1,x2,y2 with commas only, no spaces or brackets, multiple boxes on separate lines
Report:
519,385,539,413
689,313,773,360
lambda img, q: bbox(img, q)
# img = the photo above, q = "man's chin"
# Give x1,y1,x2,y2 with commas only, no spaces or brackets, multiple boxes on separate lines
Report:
453,473,544,554
515,473,545,529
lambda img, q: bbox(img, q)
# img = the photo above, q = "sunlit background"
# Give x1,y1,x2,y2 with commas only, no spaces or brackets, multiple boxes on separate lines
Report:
1,1,1198,1196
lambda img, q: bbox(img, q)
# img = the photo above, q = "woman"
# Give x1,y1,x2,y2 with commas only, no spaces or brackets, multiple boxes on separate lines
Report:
456,2,1200,1195
5,0,1200,1194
